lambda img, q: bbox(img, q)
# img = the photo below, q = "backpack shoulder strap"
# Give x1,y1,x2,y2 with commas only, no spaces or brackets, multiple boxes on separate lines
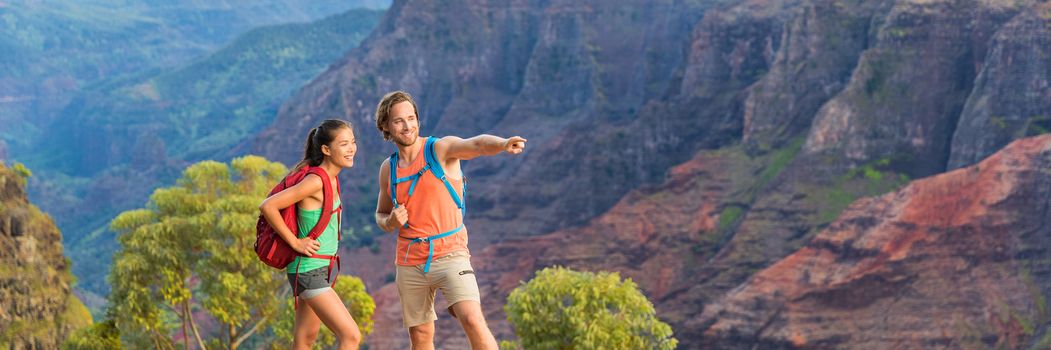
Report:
388,152,399,208
424,137,465,213
278,167,310,194
304,166,333,240
423,137,443,178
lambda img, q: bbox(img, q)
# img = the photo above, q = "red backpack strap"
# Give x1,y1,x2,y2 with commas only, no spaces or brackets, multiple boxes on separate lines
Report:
304,167,334,240
334,179,342,241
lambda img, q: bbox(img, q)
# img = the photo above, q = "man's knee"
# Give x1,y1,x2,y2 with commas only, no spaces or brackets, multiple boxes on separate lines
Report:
409,323,435,341
456,308,489,330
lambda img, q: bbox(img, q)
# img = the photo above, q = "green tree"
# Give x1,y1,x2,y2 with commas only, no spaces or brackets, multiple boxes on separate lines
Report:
504,266,677,350
10,161,32,186
106,155,374,349
270,276,376,349
62,319,122,350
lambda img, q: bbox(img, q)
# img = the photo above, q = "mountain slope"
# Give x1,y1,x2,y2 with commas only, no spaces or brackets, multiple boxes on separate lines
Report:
699,133,1051,349
248,0,1051,347
251,0,743,246
0,0,387,157
52,8,385,173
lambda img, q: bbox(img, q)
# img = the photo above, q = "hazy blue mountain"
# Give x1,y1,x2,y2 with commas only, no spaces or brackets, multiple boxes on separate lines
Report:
0,0,388,156
4,5,384,308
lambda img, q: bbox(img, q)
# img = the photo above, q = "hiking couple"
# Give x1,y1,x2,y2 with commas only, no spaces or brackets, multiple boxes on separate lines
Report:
260,91,526,349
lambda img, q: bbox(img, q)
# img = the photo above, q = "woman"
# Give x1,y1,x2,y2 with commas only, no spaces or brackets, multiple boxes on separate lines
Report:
259,119,362,350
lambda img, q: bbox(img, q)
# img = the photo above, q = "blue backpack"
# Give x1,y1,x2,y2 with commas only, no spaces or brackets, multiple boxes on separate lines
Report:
388,136,467,272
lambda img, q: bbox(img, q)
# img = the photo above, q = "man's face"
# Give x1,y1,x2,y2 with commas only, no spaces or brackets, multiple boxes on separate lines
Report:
386,101,419,147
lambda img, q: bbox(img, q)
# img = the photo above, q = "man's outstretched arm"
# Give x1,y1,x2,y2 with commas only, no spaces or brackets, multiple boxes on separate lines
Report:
437,134,527,161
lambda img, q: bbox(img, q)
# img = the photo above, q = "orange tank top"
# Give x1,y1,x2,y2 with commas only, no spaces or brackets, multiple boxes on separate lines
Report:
393,144,469,266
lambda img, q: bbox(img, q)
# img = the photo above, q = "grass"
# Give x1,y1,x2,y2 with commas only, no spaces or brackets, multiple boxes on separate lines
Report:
62,293,95,330
717,205,745,232
1024,116,1051,137
755,138,805,193
810,157,911,225
683,141,808,257
817,187,858,223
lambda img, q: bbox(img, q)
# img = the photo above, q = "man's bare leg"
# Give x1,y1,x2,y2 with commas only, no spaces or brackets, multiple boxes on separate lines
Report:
408,321,436,350
451,301,498,350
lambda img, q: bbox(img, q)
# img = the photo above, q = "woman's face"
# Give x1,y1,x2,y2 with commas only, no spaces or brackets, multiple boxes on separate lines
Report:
324,127,357,168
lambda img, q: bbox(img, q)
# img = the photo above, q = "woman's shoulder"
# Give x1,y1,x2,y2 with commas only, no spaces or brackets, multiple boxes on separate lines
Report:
300,172,324,184
297,173,326,193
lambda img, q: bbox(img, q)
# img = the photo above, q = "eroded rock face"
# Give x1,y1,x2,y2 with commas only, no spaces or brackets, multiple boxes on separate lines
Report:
742,0,889,151
251,0,746,242
309,0,784,346
697,134,1051,349
0,165,88,348
470,149,752,347
803,0,1021,178
255,0,1051,348
351,145,756,348
948,2,1051,170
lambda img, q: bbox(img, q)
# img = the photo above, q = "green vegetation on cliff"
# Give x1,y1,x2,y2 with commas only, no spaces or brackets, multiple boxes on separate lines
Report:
0,162,91,347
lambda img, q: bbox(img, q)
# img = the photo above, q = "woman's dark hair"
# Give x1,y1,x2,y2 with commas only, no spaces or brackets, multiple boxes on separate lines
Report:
294,119,352,171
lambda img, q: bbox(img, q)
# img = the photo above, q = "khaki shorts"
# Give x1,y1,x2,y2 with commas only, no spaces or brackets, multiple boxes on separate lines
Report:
395,251,480,328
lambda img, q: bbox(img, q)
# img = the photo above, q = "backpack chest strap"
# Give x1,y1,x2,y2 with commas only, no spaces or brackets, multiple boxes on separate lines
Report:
393,164,431,197
388,137,468,222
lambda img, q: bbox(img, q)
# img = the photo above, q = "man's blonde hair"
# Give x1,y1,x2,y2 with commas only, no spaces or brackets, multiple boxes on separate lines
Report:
375,91,419,141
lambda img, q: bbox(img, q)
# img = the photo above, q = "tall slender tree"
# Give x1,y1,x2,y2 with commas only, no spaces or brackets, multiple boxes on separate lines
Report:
107,156,373,349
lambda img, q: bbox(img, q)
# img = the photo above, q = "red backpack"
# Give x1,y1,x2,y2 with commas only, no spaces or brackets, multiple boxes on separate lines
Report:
254,166,342,272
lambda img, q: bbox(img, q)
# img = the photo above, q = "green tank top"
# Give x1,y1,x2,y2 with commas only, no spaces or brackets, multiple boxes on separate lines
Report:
286,198,341,274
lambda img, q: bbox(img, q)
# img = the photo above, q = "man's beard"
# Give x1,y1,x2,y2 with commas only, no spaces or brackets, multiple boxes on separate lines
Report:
394,132,417,147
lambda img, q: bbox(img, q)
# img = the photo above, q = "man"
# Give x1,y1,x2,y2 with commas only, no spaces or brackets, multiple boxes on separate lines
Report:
373,91,526,350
